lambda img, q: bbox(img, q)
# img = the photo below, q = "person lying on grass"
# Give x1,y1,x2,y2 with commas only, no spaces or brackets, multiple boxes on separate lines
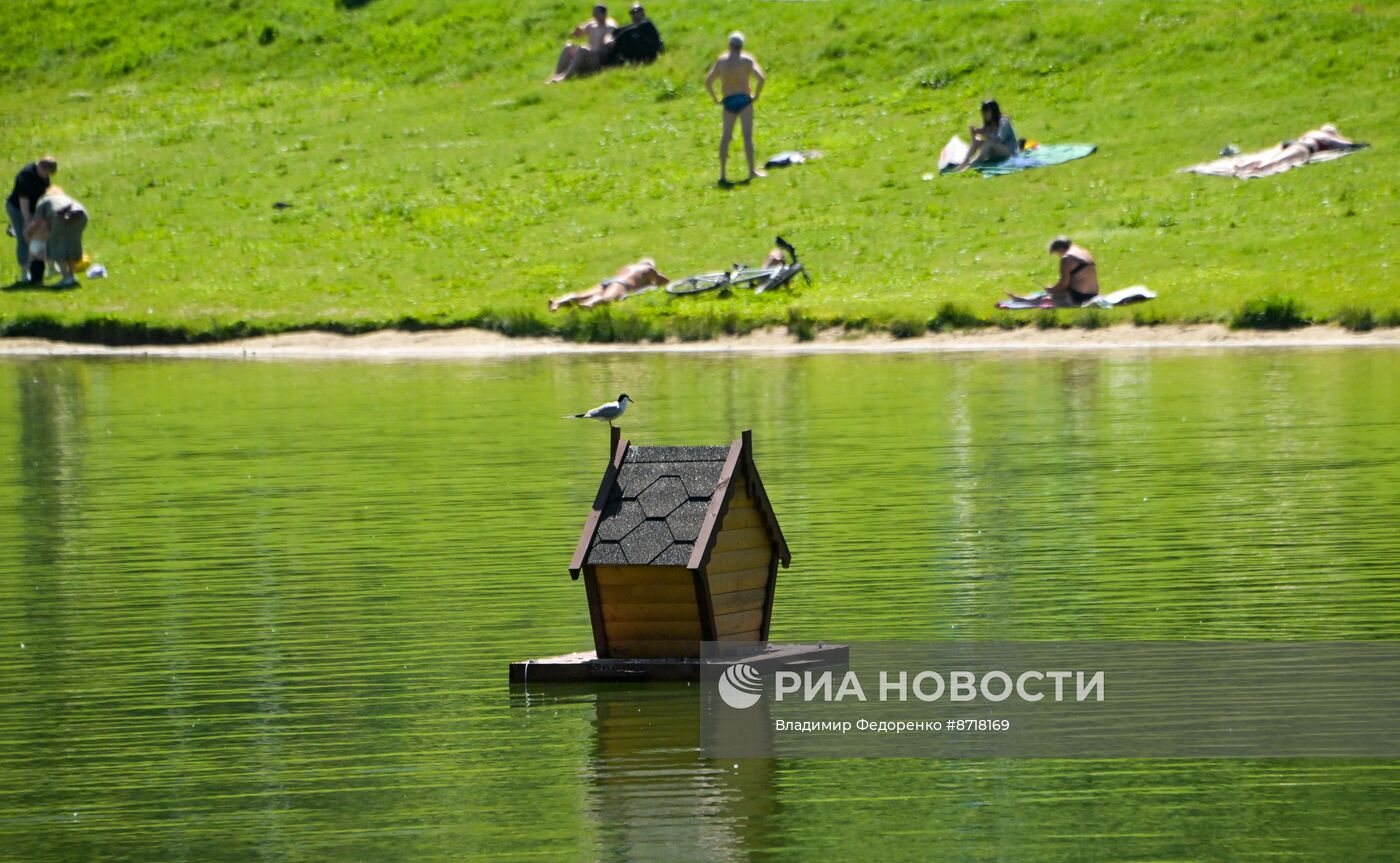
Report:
550,258,669,310
1005,236,1100,307
1233,124,1360,174
948,99,1021,173
548,4,617,83
705,31,766,185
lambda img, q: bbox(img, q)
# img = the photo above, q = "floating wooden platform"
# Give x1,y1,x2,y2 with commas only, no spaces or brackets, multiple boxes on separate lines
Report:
509,642,849,684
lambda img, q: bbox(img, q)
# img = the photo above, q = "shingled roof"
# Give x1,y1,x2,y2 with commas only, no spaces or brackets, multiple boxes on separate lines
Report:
569,430,790,578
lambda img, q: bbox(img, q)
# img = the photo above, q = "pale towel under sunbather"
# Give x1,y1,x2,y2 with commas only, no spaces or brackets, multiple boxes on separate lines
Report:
1183,124,1365,179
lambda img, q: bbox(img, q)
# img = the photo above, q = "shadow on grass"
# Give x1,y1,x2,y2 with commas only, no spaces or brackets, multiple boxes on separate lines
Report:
3,280,81,293
717,176,763,190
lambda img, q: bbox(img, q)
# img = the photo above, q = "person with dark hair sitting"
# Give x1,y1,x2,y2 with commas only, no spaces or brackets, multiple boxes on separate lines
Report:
949,99,1021,173
1006,237,1100,307
603,4,664,66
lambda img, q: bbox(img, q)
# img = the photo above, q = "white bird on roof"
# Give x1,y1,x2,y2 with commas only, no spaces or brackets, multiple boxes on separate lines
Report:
565,393,632,427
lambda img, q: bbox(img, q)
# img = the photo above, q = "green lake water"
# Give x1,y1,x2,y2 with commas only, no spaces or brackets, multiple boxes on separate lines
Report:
1,349,1398,861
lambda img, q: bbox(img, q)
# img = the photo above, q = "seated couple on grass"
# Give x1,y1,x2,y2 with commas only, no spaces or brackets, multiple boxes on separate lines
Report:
548,3,664,83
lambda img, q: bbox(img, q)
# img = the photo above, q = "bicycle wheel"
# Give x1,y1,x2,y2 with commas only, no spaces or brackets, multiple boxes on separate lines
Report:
666,273,731,295
726,268,781,292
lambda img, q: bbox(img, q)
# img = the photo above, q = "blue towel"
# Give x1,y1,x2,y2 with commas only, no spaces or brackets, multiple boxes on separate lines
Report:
945,144,1097,177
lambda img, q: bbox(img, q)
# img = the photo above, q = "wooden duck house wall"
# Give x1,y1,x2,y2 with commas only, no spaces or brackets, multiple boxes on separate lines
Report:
590,565,700,658
699,463,772,643
571,430,791,660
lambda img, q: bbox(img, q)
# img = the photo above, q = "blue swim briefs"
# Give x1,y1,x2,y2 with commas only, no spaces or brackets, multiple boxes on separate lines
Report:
722,93,753,114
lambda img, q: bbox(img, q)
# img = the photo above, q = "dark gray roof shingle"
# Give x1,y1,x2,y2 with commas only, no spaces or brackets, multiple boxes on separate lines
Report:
638,476,688,518
625,446,729,464
585,445,731,568
595,499,645,541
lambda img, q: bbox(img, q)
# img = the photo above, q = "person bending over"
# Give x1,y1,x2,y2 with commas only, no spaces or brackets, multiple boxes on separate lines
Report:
549,5,617,83
30,187,88,289
950,99,1020,173
550,258,669,311
705,32,766,185
1007,237,1099,307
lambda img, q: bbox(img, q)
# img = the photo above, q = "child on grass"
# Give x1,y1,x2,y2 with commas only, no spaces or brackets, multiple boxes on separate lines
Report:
23,209,47,285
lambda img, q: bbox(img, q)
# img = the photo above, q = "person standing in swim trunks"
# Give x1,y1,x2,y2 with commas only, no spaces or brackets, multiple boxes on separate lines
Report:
705,32,766,185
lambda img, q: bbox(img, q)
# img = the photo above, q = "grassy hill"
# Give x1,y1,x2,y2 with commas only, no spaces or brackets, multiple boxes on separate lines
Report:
2,0,1398,343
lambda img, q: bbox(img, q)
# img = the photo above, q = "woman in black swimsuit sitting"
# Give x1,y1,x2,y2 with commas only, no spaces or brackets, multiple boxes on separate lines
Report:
1007,236,1100,307
1047,236,1098,306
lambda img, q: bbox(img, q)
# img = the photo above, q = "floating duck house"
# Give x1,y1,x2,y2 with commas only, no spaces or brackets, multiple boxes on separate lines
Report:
509,428,845,683
571,429,790,659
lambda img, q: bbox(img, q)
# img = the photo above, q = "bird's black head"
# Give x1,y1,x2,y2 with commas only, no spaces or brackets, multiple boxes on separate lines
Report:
618,393,632,403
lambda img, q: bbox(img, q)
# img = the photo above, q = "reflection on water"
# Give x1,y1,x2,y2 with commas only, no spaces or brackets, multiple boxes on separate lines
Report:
575,686,773,862
0,350,1398,861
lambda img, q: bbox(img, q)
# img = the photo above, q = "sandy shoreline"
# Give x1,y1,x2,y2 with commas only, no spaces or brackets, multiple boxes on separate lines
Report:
0,324,1396,360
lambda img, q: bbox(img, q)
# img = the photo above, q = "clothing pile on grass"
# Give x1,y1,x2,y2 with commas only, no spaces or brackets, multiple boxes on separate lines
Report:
764,150,822,169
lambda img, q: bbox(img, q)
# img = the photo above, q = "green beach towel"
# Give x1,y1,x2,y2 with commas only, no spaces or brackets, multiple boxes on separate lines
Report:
938,137,1097,177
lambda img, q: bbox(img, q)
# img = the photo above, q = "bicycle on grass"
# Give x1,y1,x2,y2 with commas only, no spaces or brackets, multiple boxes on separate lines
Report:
665,236,811,295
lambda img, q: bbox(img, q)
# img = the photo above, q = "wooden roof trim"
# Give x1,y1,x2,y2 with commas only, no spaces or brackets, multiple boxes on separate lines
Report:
739,429,791,567
685,436,745,571
569,431,630,579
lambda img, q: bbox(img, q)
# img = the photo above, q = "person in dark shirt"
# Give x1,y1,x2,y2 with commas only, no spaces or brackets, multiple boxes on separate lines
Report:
6,156,57,281
603,4,664,67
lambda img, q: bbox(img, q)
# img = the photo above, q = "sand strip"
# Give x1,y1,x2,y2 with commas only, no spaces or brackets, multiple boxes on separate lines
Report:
0,325,1396,361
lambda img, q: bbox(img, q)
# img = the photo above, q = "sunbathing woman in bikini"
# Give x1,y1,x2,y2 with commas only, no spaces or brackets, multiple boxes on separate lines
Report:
1234,124,1360,174
549,257,669,311
1006,237,1099,307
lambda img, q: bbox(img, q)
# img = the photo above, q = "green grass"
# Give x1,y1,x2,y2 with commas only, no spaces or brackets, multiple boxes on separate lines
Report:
1231,294,1311,330
2,0,1398,343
